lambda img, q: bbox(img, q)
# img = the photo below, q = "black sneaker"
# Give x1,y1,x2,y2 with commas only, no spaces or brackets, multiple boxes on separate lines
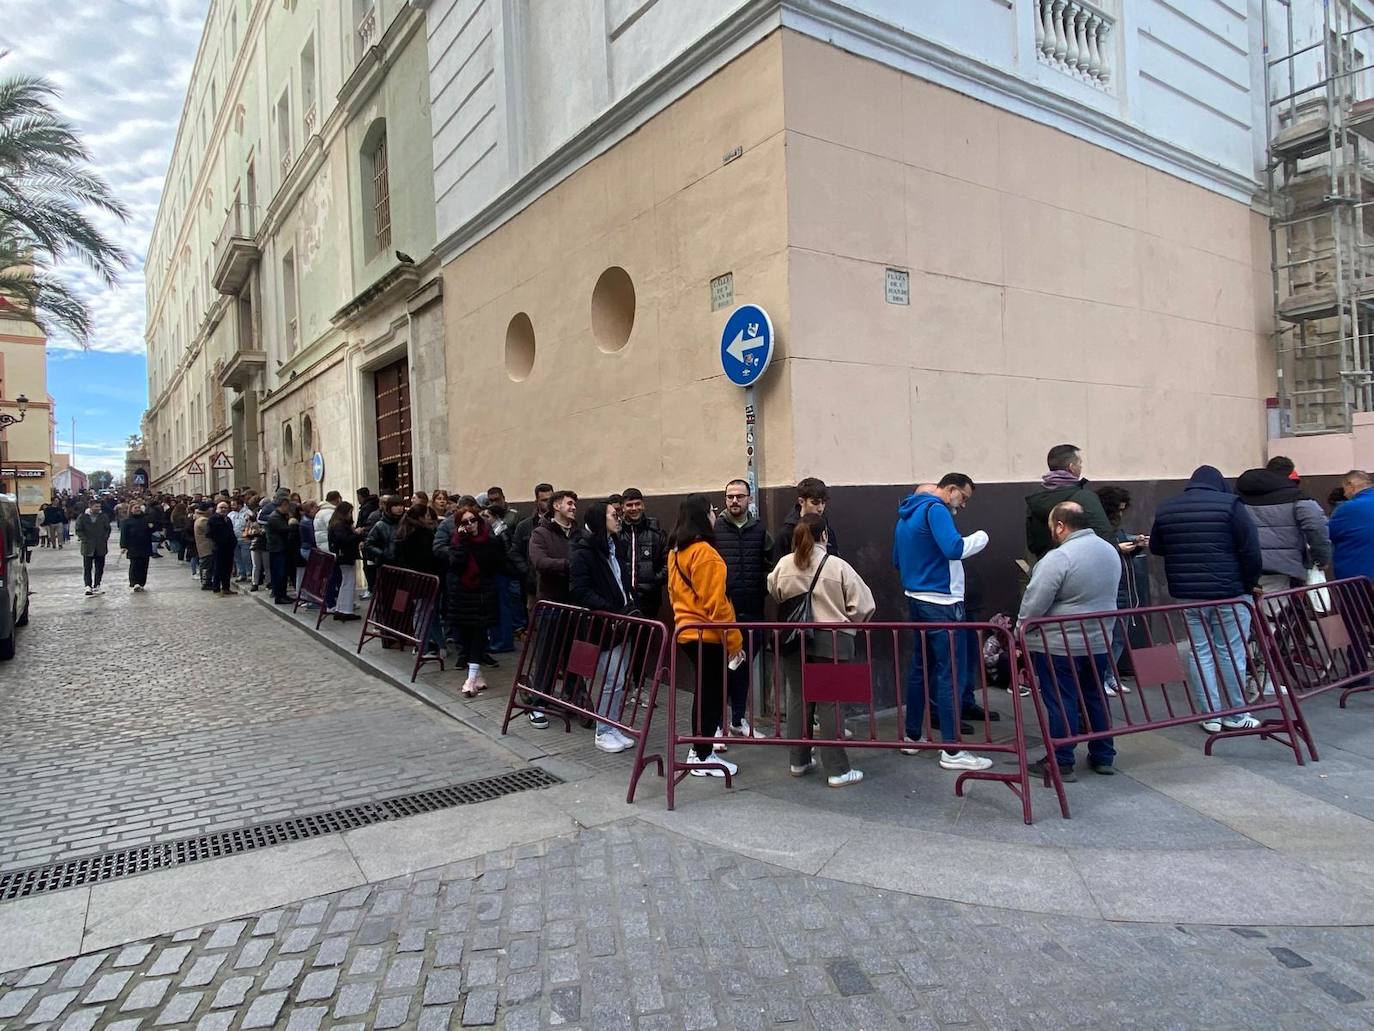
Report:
1029,757,1076,782
528,710,549,729
1089,761,1117,776
930,712,975,736
962,704,1001,722
480,653,499,668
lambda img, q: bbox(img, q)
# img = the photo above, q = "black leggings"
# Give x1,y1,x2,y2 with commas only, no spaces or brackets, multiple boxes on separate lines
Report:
682,642,727,760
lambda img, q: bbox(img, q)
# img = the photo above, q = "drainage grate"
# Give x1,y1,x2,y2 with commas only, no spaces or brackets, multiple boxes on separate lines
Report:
0,767,562,901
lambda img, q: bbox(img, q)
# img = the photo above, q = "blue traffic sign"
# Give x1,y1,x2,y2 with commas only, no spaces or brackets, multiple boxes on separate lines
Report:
311,452,325,484
719,304,774,387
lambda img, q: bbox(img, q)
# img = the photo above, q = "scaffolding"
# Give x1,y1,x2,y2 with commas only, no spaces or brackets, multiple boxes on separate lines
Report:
1267,0,1374,435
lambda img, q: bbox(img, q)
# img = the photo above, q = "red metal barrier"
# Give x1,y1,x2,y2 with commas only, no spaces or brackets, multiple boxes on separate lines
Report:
357,564,444,683
500,601,670,803
1019,597,1307,819
1253,576,1374,760
294,549,337,630
666,621,1033,821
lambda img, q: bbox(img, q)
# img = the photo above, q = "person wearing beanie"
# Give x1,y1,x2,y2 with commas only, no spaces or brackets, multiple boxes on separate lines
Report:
1150,465,1263,733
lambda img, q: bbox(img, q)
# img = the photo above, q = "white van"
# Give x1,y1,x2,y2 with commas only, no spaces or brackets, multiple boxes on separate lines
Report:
0,494,33,660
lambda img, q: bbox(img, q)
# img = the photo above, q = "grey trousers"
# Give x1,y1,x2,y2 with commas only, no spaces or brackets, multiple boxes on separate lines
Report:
782,633,854,777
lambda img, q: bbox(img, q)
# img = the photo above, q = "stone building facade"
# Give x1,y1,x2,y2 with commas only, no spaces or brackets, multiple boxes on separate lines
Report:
143,0,448,499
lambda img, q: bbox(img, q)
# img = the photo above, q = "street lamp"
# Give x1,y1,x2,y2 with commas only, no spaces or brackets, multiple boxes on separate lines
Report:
0,394,28,430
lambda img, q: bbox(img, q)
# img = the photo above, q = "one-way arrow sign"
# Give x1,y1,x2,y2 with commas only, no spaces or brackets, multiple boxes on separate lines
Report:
719,304,774,387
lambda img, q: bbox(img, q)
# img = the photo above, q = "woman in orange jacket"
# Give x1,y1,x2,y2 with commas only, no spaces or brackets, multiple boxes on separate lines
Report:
668,494,745,777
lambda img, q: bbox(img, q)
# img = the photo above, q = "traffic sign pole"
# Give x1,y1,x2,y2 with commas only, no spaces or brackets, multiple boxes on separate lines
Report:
719,304,773,519
744,387,758,518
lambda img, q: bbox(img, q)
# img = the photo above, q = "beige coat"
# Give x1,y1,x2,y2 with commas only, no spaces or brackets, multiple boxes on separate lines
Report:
767,551,876,630
194,513,215,557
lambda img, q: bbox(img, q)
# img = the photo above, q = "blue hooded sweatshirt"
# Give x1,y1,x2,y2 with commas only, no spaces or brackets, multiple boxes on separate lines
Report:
1330,485,1374,582
892,492,988,601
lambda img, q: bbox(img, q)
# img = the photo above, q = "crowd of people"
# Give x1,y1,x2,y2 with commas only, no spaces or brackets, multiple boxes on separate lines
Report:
40,443,1374,790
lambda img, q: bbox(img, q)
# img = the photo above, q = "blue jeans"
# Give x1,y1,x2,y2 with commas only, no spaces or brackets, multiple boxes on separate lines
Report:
594,642,630,736
234,539,251,578
904,598,964,746
1184,604,1252,716
955,621,979,709
1031,651,1115,768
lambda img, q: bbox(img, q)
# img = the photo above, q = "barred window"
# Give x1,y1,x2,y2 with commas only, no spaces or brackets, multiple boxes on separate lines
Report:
372,134,391,254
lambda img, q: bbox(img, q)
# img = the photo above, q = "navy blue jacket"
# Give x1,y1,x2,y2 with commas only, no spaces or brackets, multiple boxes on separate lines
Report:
1330,486,1374,581
1149,466,1262,600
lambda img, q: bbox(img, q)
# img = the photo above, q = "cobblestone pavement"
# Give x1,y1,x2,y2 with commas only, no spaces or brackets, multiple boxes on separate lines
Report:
2,820,1374,1031
0,545,518,873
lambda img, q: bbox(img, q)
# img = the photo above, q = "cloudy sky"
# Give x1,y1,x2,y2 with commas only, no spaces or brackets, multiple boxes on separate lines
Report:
2,0,209,471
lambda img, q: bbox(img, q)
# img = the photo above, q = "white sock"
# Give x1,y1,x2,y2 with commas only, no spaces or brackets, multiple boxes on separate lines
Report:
468,662,480,679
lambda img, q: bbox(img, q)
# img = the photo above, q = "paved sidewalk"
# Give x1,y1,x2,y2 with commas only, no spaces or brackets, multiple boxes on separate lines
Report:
4,819,1374,1031
0,545,518,873
8,545,1374,1028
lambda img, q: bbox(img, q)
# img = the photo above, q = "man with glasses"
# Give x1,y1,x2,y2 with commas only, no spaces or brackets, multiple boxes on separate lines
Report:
893,472,993,772
716,479,773,738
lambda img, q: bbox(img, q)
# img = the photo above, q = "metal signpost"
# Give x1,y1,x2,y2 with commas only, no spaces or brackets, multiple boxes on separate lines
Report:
719,304,774,516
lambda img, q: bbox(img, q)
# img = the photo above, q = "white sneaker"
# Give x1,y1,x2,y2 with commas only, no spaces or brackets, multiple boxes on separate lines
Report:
1200,719,1223,733
685,752,738,778
611,729,636,749
595,731,631,753
899,735,925,755
789,760,816,777
939,750,992,772
712,727,728,753
1221,714,1262,730
813,719,855,739
828,769,864,788
729,720,764,738
84,588,93,597
1103,680,1120,698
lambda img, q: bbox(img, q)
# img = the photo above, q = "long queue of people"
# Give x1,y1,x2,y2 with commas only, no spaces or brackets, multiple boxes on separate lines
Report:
60,442,1374,793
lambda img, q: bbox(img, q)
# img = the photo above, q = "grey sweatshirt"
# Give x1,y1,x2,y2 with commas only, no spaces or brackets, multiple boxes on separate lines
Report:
1018,528,1122,655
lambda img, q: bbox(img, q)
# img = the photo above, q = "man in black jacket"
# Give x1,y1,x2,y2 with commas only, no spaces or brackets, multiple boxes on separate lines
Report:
717,478,774,734
1150,465,1263,732
264,497,293,604
615,488,666,618
508,482,553,618
208,501,239,597
119,502,158,591
774,477,838,564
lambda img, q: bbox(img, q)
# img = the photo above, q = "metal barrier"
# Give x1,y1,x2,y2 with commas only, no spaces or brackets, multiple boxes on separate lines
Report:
357,565,444,683
1019,597,1307,819
293,548,337,630
666,621,1033,821
1254,576,1374,759
500,602,670,804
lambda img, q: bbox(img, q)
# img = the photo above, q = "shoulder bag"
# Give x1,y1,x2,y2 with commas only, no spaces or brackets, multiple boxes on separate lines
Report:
779,554,829,652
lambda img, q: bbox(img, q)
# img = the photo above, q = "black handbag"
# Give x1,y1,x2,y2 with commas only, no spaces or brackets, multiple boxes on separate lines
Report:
779,554,829,652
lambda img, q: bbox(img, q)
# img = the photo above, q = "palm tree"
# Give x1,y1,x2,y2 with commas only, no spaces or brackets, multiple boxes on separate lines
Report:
0,74,130,345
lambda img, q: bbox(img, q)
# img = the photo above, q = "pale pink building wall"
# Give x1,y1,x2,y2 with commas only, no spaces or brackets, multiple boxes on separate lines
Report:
780,33,1273,489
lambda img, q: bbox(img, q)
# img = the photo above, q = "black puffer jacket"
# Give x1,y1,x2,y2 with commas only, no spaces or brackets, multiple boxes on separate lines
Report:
1150,466,1262,600
570,535,637,615
445,526,505,630
327,520,361,564
615,516,666,616
716,515,774,618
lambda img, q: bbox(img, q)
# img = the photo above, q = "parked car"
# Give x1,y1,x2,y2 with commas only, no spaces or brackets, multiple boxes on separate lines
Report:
0,495,33,661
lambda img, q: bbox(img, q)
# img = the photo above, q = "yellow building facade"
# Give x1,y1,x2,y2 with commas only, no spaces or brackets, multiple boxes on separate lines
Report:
0,313,54,513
